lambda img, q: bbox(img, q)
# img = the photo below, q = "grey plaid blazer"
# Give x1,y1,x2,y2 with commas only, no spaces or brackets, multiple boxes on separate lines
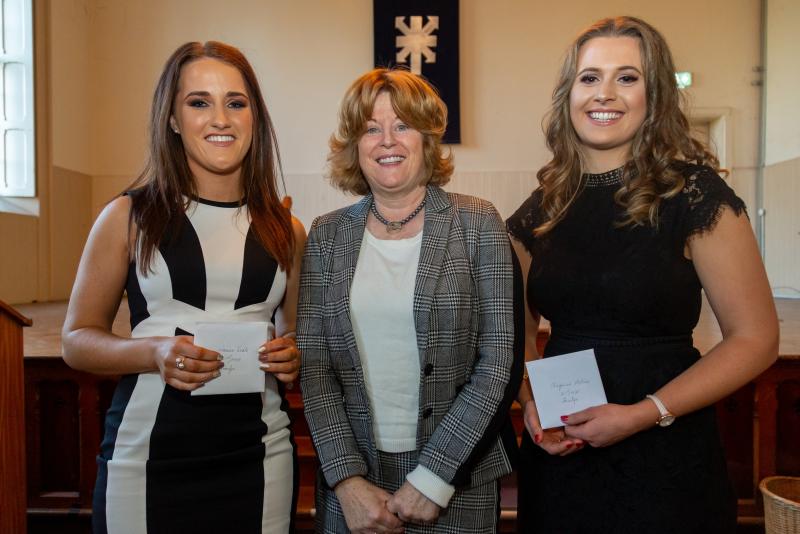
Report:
298,185,520,495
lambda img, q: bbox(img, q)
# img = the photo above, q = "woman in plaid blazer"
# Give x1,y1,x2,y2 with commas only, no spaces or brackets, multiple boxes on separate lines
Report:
298,69,522,533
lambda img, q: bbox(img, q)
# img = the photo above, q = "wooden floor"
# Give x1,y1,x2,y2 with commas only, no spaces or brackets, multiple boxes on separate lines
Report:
15,296,800,533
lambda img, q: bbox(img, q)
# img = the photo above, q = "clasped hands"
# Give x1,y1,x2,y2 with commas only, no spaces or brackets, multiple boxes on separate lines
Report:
523,397,648,454
154,334,301,391
335,476,440,534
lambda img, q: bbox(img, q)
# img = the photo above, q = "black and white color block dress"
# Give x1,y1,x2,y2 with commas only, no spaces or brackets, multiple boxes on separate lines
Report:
93,198,295,534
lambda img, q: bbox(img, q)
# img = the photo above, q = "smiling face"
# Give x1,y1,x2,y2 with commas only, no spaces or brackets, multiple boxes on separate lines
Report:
569,36,647,172
171,57,253,186
357,91,427,199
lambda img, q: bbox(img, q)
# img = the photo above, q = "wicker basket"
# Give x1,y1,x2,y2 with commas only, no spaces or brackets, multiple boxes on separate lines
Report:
760,476,800,534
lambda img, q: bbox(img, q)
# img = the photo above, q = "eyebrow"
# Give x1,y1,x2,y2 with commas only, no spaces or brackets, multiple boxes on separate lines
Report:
184,90,249,99
577,65,643,75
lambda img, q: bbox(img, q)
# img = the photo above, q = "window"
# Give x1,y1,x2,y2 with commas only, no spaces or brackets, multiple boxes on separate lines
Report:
0,0,34,198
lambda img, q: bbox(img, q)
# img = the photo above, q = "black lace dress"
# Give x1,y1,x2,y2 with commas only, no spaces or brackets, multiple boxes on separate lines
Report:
507,163,745,533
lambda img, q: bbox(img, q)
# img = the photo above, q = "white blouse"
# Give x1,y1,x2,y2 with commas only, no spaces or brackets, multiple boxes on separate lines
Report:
350,229,422,453
349,228,456,508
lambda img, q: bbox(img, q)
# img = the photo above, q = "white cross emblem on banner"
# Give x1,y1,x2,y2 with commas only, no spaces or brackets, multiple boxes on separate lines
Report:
395,15,439,75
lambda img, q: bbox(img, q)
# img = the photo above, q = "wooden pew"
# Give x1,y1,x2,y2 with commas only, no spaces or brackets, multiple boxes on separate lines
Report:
0,300,31,534
18,300,320,532
17,300,800,532
22,357,317,532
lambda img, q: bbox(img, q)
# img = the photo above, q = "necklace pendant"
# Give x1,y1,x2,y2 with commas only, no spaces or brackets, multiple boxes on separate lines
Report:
386,221,403,233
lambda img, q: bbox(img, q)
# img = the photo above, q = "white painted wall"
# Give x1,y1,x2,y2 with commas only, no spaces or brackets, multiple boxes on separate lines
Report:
87,0,759,175
0,0,778,302
764,0,800,166
50,0,92,173
81,0,763,226
763,0,800,297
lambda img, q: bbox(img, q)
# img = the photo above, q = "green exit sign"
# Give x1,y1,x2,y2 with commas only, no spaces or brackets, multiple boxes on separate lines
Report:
675,71,693,89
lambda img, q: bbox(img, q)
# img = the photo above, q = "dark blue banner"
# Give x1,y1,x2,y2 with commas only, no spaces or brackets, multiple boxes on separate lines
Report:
374,0,460,143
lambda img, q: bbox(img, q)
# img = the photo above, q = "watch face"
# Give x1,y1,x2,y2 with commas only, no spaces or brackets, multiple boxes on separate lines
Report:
658,414,676,427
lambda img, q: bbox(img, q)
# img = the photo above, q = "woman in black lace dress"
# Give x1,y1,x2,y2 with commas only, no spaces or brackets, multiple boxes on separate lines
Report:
507,16,778,533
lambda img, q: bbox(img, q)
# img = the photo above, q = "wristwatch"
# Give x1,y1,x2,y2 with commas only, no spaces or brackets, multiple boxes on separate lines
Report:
646,394,676,427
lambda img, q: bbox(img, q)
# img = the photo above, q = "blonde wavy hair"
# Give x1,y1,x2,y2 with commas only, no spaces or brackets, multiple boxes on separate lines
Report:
328,68,453,195
535,16,722,236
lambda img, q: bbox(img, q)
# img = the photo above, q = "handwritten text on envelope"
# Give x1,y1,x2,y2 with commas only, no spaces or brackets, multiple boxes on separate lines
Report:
526,349,608,429
191,321,270,396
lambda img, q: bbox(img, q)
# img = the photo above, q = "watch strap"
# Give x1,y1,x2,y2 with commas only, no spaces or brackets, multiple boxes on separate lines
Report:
646,394,669,417
646,393,676,426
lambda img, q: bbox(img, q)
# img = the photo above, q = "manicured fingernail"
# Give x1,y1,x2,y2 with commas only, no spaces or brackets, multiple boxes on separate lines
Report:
258,346,267,354
534,434,542,444
560,415,569,422
565,442,573,449
217,354,224,361
259,363,271,370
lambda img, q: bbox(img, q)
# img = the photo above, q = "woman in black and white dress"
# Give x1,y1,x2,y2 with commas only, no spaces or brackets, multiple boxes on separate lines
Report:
62,41,305,533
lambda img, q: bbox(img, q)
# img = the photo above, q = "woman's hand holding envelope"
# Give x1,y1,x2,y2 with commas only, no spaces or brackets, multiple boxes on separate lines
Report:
153,335,223,391
561,400,662,447
258,335,301,383
523,397,584,456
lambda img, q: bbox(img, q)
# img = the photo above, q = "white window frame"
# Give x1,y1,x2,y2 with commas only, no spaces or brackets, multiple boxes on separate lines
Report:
0,0,35,199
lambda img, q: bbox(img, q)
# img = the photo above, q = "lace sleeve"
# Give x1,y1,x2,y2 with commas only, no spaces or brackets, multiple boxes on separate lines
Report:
682,166,747,240
506,191,540,254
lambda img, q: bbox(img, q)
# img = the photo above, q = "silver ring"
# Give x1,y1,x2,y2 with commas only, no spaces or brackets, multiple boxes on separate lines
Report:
176,356,186,370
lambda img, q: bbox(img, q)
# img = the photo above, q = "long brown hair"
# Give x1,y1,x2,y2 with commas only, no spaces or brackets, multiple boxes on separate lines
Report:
126,41,294,274
535,16,721,235
328,68,453,195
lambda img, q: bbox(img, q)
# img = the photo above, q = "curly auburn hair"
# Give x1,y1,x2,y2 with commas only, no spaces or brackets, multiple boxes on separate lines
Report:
535,16,722,236
327,68,453,195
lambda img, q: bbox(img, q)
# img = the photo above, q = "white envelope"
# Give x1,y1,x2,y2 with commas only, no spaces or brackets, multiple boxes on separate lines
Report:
526,349,608,429
191,321,270,396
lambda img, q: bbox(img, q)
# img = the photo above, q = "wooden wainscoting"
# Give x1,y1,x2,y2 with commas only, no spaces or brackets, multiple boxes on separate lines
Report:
23,358,317,532
24,359,116,514
22,355,800,532
17,299,800,533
